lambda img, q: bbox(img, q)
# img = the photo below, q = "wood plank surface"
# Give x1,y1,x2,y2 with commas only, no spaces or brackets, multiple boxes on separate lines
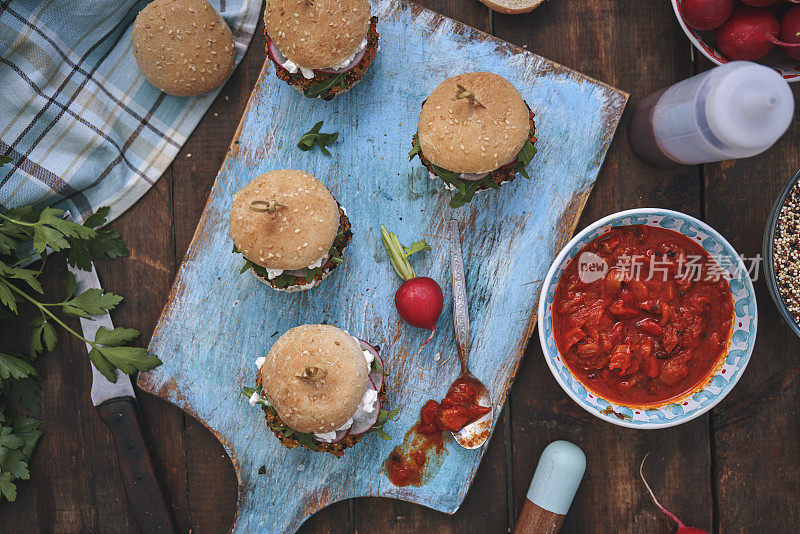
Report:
495,3,712,533
700,60,800,533
3,1,800,533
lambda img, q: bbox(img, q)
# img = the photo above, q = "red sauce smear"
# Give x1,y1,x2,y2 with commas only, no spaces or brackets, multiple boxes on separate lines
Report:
552,225,734,406
385,376,490,487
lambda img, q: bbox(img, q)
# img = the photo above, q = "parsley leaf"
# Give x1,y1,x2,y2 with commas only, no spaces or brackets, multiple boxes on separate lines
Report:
88,346,161,382
61,288,123,317
297,121,339,156
304,73,347,99
0,352,36,381
0,202,160,502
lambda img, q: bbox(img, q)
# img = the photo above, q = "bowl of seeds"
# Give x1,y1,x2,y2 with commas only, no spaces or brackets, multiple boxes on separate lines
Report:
764,169,800,338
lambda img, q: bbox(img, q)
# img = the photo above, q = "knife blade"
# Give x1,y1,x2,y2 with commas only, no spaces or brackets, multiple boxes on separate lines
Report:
68,263,135,405
67,261,176,534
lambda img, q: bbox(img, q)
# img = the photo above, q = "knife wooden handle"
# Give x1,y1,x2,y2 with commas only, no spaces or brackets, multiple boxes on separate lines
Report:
97,397,176,534
514,498,565,534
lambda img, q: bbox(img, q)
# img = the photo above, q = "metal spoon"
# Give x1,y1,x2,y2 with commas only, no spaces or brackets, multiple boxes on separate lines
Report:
449,220,494,449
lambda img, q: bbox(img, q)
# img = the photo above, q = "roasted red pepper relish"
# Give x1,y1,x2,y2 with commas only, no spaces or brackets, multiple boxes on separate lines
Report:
552,225,734,406
417,377,491,435
385,377,490,487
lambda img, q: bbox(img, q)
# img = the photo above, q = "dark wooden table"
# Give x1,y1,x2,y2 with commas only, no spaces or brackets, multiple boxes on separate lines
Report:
4,1,800,532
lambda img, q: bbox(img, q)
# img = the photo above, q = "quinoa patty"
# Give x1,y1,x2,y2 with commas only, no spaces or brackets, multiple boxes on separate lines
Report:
260,386,386,458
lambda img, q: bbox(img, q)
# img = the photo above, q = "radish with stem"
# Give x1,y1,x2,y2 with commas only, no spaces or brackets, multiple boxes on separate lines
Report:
380,225,443,354
639,454,709,534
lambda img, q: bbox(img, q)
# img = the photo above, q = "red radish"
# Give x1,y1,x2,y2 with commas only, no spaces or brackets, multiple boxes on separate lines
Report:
679,0,734,31
779,6,800,59
715,6,780,60
740,0,778,6
640,455,710,534
380,225,444,352
742,0,778,7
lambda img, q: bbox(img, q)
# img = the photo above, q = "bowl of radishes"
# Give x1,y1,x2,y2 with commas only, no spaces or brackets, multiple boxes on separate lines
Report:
672,0,800,81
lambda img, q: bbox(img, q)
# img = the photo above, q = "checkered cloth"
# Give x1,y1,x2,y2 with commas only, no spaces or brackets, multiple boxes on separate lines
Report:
0,0,262,224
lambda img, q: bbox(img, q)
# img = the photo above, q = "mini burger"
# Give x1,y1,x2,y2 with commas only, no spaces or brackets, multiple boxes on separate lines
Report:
242,324,391,457
409,72,538,208
229,170,352,292
264,0,379,100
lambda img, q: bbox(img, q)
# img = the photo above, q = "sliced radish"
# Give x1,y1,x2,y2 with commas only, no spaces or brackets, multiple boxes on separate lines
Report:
459,171,490,181
267,38,286,66
316,47,368,74
349,398,381,435
358,340,384,392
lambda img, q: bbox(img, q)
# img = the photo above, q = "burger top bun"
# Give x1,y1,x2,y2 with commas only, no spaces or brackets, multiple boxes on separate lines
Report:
259,325,368,434
228,170,340,271
132,0,236,97
477,0,547,14
264,0,371,70
417,72,530,174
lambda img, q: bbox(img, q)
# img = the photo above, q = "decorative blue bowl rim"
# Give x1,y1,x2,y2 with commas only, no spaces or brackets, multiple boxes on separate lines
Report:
537,208,758,429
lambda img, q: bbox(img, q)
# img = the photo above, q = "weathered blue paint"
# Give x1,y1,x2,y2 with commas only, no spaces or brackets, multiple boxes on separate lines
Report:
139,1,628,532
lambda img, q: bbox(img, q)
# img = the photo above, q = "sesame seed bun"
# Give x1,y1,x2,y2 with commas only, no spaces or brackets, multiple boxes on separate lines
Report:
477,0,547,14
228,170,340,271
417,72,530,174
258,325,368,434
132,0,236,97
263,0,371,70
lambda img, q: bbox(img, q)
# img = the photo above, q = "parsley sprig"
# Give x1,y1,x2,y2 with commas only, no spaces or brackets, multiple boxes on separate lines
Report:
297,121,339,156
0,203,161,502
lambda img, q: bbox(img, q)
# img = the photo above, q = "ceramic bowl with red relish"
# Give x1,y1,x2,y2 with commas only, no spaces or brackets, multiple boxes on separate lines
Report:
538,209,757,429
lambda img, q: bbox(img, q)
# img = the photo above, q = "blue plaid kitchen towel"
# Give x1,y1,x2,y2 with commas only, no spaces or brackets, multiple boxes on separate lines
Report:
0,0,262,223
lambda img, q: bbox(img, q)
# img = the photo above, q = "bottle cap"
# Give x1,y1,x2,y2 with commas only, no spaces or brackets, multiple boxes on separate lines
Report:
705,62,794,152
526,440,586,515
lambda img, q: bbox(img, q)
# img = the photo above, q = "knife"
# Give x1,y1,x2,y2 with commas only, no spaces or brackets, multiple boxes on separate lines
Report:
69,262,176,534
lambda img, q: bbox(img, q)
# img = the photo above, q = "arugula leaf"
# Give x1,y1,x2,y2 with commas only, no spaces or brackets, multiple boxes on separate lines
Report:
297,121,339,156
369,406,401,440
304,73,347,99
61,288,122,317
409,135,421,160
515,139,537,179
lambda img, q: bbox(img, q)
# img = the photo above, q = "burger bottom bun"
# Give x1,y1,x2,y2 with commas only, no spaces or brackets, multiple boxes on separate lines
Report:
478,0,547,14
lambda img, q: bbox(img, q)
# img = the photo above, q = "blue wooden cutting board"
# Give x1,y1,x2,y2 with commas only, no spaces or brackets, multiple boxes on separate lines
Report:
138,1,627,532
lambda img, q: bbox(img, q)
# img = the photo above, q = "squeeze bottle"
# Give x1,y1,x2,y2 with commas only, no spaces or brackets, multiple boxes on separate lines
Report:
628,61,794,167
